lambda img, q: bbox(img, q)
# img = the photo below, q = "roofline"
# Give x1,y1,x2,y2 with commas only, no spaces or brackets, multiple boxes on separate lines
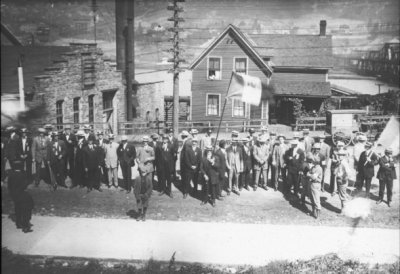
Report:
189,24,272,77
1,22,22,46
274,94,330,98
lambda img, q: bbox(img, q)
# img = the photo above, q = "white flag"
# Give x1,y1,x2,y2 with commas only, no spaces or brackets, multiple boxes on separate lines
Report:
226,72,262,106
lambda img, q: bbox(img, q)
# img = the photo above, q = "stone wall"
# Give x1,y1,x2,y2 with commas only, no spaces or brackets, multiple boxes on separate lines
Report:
136,81,164,122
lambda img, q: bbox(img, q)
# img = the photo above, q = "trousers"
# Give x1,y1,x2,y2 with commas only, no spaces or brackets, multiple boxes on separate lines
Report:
379,179,393,202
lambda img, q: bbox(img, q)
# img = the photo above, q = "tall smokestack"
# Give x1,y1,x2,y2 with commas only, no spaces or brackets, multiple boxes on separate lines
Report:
115,0,127,70
320,20,327,36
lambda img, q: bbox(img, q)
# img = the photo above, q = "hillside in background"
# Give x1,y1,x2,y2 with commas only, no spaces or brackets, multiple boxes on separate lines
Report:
1,0,398,70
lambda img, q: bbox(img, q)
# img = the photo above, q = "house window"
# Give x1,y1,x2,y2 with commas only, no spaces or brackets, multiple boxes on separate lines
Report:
56,100,63,129
88,95,94,123
103,92,114,110
232,98,245,117
206,94,220,116
234,57,247,74
73,97,80,124
208,57,221,80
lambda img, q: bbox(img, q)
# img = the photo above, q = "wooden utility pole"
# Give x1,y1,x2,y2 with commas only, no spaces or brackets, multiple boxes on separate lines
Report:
375,83,384,95
167,0,185,136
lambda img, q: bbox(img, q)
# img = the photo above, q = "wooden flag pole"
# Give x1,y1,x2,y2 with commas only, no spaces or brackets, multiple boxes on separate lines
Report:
213,72,234,152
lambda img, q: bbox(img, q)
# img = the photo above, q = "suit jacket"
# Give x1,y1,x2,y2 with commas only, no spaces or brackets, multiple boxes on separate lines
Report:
32,135,51,163
252,144,269,170
60,133,77,156
285,147,305,173
215,149,228,179
358,150,379,178
226,145,243,172
117,143,136,166
319,142,331,163
47,140,67,164
19,137,33,161
156,142,175,173
193,146,203,172
183,143,197,172
83,145,101,170
137,145,155,174
104,141,119,168
377,155,396,181
272,143,288,167
200,155,220,185
242,145,252,170
168,136,179,160
74,140,86,168
6,133,21,162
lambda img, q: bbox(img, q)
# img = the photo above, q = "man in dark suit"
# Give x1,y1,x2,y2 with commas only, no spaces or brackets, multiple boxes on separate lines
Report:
156,134,175,197
357,142,379,198
59,125,76,180
240,137,252,191
215,140,228,198
166,128,179,182
150,133,160,187
18,128,33,183
117,135,136,193
74,130,86,188
284,139,305,196
95,131,108,187
200,145,220,206
377,148,396,207
182,136,196,198
47,131,67,189
83,135,102,192
6,126,21,169
192,138,203,194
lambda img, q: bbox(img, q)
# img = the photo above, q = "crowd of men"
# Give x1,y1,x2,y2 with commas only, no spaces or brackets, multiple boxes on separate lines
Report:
1,123,396,221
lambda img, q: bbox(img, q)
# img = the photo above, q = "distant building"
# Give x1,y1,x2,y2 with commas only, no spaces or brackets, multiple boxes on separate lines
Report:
189,21,333,126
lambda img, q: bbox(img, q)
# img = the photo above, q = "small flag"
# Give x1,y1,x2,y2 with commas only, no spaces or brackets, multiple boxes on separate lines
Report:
226,72,264,106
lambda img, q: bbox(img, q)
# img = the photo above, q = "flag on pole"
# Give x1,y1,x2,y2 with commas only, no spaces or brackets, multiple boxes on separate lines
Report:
226,72,263,106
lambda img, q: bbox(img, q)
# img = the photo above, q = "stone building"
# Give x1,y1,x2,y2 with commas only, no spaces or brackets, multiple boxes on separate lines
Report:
32,42,164,134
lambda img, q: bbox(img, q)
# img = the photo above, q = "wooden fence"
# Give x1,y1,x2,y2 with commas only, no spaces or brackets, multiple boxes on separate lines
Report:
118,119,269,135
294,117,327,131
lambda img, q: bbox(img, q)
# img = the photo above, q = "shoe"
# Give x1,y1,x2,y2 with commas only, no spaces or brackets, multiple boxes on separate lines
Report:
216,196,224,201
244,186,250,191
98,188,102,192
141,214,146,221
227,191,231,196
16,225,23,229
183,194,187,199
232,190,240,196
388,202,391,207
239,187,243,192
159,191,165,196
377,200,383,204
315,209,320,219
262,185,268,191
126,190,131,194
169,193,174,198
87,188,91,193
22,227,33,233
274,187,278,192
211,202,216,207
253,187,257,191
200,201,207,206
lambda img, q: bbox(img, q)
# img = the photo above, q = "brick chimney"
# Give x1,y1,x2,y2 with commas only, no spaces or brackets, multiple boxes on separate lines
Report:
320,20,327,36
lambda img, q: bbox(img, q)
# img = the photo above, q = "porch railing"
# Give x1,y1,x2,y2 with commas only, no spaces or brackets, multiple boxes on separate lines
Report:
294,117,327,131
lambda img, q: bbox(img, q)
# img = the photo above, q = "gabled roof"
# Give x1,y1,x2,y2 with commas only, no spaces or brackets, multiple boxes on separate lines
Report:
189,24,273,77
249,34,333,68
270,80,331,98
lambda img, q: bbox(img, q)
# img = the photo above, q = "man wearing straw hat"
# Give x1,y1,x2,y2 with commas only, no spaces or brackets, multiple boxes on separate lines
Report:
377,148,396,207
47,131,67,190
335,149,351,213
304,153,323,219
226,137,243,195
253,135,269,191
357,141,379,198
60,125,76,181
135,136,155,221
32,128,51,186
200,145,220,207
272,134,288,191
18,128,33,184
104,134,119,188
117,135,136,193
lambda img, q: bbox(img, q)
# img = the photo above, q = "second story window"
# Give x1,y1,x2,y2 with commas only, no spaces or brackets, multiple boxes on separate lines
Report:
73,97,80,124
234,57,247,74
88,95,94,123
232,98,245,117
208,57,221,80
